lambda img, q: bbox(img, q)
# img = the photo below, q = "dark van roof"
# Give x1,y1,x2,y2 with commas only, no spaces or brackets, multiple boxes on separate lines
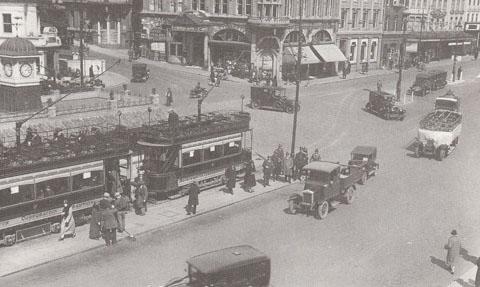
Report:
186,245,269,274
351,146,377,156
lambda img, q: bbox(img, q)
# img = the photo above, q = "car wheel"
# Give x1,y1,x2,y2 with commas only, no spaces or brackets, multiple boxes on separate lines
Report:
316,201,329,219
252,101,260,109
288,200,297,214
344,186,355,204
286,105,294,114
437,148,446,161
360,172,367,185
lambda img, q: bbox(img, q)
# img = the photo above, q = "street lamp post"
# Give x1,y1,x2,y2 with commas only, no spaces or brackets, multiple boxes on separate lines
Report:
396,18,408,102
290,0,303,156
117,111,122,127
452,24,462,82
240,95,245,112
147,107,152,126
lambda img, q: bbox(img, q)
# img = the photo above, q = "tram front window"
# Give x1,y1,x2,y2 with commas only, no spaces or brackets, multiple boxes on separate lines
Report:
72,170,104,191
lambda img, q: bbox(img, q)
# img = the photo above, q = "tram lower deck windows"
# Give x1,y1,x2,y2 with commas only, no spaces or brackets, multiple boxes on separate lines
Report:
224,141,241,155
72,170,104,191
183,150,201,166
36,177,69,197
0,184,34,207
203,145,223,161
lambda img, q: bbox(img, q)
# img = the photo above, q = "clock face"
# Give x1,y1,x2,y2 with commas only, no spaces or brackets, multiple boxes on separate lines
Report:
20,63,33,78
4,63,12,77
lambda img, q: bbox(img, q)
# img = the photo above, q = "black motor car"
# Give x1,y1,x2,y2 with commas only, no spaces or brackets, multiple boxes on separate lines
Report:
250,86,299,114
365,90,406,120
407,70,447,97
131,63,150,82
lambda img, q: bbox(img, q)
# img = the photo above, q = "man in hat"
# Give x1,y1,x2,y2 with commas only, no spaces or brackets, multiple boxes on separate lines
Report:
133,176,148,216
113,192,129,232
99,192,113,210
445,229,461,274
224,164,236,194
262,156,273,187
165,87,173,106
186,181,199,215
310,148,321,162
100,203,118,246
294,147,308,181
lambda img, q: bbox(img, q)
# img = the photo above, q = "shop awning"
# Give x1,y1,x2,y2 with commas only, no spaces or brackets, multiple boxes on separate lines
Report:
283,46,322,65
406,43,418,53
311,44,347,62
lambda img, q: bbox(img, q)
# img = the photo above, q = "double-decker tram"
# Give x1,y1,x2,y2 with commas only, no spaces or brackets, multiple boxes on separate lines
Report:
137,111,252,198
0,124,132,246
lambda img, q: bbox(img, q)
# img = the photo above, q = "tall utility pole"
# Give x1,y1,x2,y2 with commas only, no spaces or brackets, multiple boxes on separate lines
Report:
452,24,461,82
78,0,84,87
291,0,303,156
419,10,424,61
396,17,407,102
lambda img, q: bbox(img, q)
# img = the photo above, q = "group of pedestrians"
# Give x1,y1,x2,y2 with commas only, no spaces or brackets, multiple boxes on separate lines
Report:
261,145,322,187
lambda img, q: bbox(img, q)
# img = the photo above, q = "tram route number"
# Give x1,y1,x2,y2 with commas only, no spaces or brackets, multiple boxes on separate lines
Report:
0,199,99,230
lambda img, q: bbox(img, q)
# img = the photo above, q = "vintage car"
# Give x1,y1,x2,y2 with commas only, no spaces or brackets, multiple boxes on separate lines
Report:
407,70,447,97
348,146,379,184
250,86,299,114
160,245,271,287
131,63,150,82
365,90,406,121
287,161,361,219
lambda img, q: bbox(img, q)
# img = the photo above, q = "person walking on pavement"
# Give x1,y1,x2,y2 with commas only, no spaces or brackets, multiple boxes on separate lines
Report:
243,159,256,192
445,229,462,274
342,65,347,79
99,192,113,210
262,156,273,187
59,200,76,241
310,148,321,162
114,192,129,232
225,164,236,194
283,152,294,183
100,204,118,246
272,145,284,181
89,202,102,240
133,176,148,215
294,147,307,181
457,66,463,81
377,79,383,92
165,88,173,106
186,181,199,215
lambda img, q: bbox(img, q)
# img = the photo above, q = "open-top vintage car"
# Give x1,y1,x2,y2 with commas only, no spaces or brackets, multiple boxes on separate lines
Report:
348,146,379,184
365,90,406,121
288,161,361,219
250,86,299,114
160,245,271,287
407,70,447,97
131,63,150,82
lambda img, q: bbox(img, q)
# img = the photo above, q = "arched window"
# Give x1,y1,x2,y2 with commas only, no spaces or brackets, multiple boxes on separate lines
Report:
350,41,357,62
361,41,367,62
284,31,306,45
213,29,247,42
312,30,332,43
370,41,377,60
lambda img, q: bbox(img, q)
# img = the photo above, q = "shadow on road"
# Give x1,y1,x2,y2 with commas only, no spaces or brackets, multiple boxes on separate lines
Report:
460,247,478,265
430,255,450,272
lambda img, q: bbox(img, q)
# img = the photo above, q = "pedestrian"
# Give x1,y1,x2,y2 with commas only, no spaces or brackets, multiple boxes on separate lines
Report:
100,204,118,246
133,176,148,215
243,159,256,192
294,147,307,181
342,66,347,79
186,181,199,215
272,144,284,181
89,65,94,78
377,79,383,92
168,108,179,134
113,192,130,232
99,192,113,209
210,66,215,84
59,200,76,241
89,202,102,240
457,66,462,81
283,152,293,183
310,148,321,162
108,169,123,195
272,76,278,87
165,87,173,106
262,156,273,187
445,229,462,274
365,61,369,74
474,49,478,60
475,256,480,287
225,164,236,194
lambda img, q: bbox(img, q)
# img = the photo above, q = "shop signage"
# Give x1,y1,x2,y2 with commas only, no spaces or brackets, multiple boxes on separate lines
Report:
150,27,168,41
172,26,206,33
151,42,166,52
448,41,471,46
217,23,246,33
465,23,480,31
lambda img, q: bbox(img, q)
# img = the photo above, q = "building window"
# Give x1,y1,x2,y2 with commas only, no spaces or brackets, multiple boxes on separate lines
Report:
192,0,205,10
215,0,220,13
361,41,367,62
246,0,252,15
238,0,243,14
352,10,357,28
3,14,12,33
285,0,291,16
372,10,378,28
313,0,318,16
350,41,357,62
362,10,369,28
370,41,377,60
341,9,347,28
149,0,155,11
222,0,228,14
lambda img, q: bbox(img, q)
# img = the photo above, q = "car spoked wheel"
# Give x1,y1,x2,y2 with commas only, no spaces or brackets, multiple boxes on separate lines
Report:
344,186,355,204
316,201,329,219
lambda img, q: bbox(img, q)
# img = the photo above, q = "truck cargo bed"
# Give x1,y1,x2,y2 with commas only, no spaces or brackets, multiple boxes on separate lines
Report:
419,110,462,132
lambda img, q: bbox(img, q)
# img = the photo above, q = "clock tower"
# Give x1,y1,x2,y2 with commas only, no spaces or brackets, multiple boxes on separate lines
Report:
0,37,42,112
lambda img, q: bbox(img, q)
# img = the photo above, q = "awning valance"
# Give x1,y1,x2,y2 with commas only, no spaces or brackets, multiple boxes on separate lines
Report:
311,44,347,62
283,46,322,65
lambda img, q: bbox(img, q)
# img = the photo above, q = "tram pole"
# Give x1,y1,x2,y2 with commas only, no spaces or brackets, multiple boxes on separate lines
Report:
290,0,303,156
396,18,407,102
79,0,84,88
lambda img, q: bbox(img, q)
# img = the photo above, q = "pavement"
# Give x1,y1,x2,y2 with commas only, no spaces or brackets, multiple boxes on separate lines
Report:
0,169,290,278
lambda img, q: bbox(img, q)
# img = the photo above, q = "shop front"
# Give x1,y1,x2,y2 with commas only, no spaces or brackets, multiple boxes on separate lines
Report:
408,31,475,61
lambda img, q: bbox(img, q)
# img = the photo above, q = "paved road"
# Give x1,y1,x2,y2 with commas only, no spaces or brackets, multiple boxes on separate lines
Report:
3,56,480,286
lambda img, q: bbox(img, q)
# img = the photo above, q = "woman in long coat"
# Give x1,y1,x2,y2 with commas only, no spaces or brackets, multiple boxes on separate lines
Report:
59,200,76,240
89,202,102,240
445,229,461,274
283,153,293,183
225,164,236,194
243,160,256,192
187,182,199,215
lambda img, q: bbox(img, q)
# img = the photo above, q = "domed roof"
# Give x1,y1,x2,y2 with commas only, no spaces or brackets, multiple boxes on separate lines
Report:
0,37,38,56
